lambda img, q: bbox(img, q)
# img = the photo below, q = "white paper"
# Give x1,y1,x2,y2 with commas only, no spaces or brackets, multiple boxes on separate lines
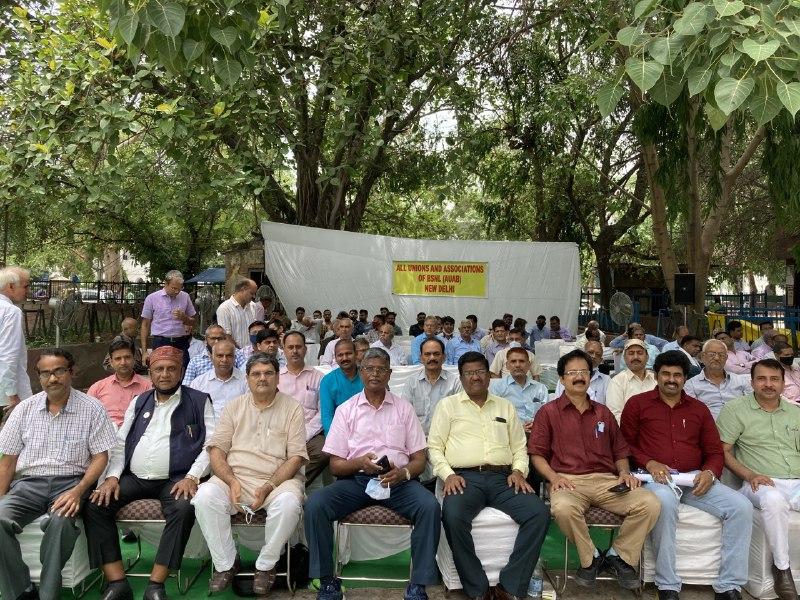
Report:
634,470,701,487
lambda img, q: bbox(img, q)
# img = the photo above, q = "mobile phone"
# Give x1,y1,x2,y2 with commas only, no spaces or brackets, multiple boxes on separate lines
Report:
375,455,391,473
607,482,631,493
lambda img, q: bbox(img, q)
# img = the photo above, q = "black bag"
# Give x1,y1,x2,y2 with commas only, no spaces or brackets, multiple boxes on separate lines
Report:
231,543,310,597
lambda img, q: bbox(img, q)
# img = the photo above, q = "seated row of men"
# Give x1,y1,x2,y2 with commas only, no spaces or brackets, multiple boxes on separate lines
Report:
1,327,799,600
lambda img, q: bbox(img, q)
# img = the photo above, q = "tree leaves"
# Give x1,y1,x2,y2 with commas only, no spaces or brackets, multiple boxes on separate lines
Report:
117,11,139,45
210,27,239,49
748,79,783,124
182,39,205,62
625,57,664,91
777,79,800,117
648,34,684,65
713,0,745,16
214,54,242,87
597,81,625,117
741,38,780,62
714,76,755,114
649,71,684,105
146,0,185,38
687,64,713,96
673,3,713,35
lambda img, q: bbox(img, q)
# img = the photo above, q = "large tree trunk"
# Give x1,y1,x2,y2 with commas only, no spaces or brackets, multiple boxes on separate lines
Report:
595,249,614,312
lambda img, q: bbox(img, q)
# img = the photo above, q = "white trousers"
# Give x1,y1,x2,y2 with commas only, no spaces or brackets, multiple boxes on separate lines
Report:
192,483,302,572
739,478,800,570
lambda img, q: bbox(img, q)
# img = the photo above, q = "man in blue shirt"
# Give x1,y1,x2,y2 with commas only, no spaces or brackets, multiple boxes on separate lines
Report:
445,320,482,365
410,316,439,365
489,347,549,430
529,315,550,344
319,340,364,434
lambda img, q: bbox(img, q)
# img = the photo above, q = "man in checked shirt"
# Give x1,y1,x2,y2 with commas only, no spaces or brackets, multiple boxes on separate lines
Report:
0,348,116,600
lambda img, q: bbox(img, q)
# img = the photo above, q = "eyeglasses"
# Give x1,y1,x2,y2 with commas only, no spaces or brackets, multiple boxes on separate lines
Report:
361,366,390,375
704,351,727,358
38,367,70,379
463,369,488,377
251,371,277,378
565,369,590,377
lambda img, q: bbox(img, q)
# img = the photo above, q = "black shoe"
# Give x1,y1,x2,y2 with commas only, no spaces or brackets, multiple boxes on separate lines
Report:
574,554,605,587
657,590,680,600
142,584,168,600
604,553,640,590
715,590,742,600
121,529,138,543
16,587,38,600
100,581,133,600
772,564,798,600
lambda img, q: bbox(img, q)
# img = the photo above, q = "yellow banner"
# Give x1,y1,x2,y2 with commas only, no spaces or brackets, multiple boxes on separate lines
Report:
392,261,488,297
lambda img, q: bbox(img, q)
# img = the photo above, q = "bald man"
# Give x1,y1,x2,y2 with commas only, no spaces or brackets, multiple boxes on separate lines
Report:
104,317,148,375
684,339,752,420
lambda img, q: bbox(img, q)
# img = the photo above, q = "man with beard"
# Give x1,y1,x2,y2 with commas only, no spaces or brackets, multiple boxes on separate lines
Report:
182,324,246,385
319,340,364,435
84,346,216,600
606,339,657,423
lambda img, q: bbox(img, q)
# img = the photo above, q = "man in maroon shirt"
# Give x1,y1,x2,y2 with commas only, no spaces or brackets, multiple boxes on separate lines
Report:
530,349,660,590
620,350,752,600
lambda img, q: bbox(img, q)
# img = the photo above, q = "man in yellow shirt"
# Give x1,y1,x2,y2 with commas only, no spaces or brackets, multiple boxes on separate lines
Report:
428,351,550,600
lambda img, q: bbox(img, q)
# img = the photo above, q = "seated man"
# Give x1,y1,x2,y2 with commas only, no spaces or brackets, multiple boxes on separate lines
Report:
254,329,287,368
531,349,660,590
90,339,152,427
620,351,753,600
429,351,550,600
319,339,364,435
529,315,550,344
241,320,268,358
751,329,779,360
489,347,549,432
183,324,246,384
279,331,328,485
353,336,370,367
750,320,774,351
483,319,510,364
714,331,758,375
489,328,542,380
386,311,402,336
406,338,462,437
609,322,668,351
370,323,408,366
466,314,487,341
726,320,750,352
717,359,800,600
409,312,426,337
85,346,216,600
620,325,660,370
775,344,800,404
0,349,116,600
554,340,610,403
678,335,703,378
548,315,575,341
103,317,148,375
575,320,606,349
364,314,385,344
662,326,689,353
606,339,657,422
193,354,307,595
305,348,440,600
320,318,354,367
438,316,457,344
190,338,248,421
410,316,439,365
445,320,482,365
684,339,751,420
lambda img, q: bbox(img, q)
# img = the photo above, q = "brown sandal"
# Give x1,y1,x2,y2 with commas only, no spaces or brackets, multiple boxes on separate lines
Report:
209,554,241,593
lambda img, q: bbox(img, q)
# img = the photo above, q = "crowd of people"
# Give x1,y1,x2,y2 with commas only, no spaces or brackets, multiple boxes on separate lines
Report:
1,267,800,600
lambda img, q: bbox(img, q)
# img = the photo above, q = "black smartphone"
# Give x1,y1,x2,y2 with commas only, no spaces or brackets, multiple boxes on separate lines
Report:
607,482,631,493
375,455,391,473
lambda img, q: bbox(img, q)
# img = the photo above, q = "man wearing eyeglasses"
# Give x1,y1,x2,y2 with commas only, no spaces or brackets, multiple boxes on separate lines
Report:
305,348,440,600
0,348,117,600
531,349,659,591
0,266,33,420
429,351,550,600
193,353,307,595
684,339,752,420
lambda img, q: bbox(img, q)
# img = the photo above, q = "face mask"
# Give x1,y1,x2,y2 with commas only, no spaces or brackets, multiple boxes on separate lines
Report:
780,356,795,366
509,341,522,348
249,334,259,344
155,379,182,396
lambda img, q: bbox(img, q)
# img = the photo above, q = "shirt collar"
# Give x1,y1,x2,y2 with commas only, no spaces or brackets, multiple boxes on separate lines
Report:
417,368,447,382
0,292,11,305
503,373,532,387
113,373,145,388
356,390,395,407
37,388,78,413
623,368,654,382
746,393,787,412
457,390,495,405
555,392,597,413
209,369,242,382
280,365,313,376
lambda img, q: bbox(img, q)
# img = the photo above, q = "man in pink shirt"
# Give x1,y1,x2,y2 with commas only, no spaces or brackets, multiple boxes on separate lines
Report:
304,347,440,600
87,339,152,427
278,330,326,485
715,332,758,375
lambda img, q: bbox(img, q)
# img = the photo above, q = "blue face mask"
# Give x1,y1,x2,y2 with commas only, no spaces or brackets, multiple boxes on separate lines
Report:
249,334,259,345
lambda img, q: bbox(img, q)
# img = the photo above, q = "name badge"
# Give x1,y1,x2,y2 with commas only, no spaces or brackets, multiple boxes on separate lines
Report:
143,411,151,419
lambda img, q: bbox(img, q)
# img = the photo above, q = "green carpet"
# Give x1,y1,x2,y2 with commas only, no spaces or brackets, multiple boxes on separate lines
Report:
56,523,615,597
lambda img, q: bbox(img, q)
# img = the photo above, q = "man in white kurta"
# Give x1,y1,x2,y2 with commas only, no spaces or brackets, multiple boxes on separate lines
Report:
192,354,308,595
0,267,33,417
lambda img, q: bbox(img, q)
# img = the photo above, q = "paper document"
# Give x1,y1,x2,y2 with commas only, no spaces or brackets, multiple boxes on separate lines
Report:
634,470,700,487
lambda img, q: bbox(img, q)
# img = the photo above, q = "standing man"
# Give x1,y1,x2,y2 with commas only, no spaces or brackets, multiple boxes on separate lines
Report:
489,347,549,431
320,318,355,367
370,323,408,366
89,339,152,427
484,320,510,365
410,316,439,365
319,340,364,435
606,339,657,422
193,354,307,595
0,349,116,600
684,339,751,420
290,306,324,344
0,266,32,416
305,348,441,600
216,278,257,349
183,324,246,385
429,352,550,600
531,350,659,590
406,338,462,435
84,346,215,600
279,331,328,485
189,339,248,421
717,359,800,600
554,340,610,403
445,320,482,366
620,351,753,600
140,270,196,368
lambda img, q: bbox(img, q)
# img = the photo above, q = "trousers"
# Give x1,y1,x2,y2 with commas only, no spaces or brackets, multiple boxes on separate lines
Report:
305,475,440,585
441,470,550,598
0,475,82,600
738,478,800,571
83,473,195,570
192,482,301,571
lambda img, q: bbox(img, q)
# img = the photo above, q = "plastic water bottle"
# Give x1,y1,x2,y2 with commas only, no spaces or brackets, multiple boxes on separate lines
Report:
527,560,543,598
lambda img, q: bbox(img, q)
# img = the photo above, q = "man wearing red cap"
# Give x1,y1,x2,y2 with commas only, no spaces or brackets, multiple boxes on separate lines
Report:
83,346,216,600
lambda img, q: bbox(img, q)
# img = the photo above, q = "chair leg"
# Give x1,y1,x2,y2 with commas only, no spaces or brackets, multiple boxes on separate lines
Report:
124,536,143,572
333,522,343,579
286,539,294,596
176,557,210,595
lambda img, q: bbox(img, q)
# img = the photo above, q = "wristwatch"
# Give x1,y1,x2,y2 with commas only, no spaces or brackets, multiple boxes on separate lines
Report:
186,475,200,484
704,470,716,483
403,468,411,481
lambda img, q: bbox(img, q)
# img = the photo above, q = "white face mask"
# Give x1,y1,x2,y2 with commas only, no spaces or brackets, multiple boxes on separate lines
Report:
365,477,391,500
508,341,522,348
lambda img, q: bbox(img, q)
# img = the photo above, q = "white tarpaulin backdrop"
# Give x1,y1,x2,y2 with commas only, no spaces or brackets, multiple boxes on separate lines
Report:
261,222,581,332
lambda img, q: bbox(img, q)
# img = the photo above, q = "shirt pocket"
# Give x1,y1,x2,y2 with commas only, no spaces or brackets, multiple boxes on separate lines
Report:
488,417,510,450
261,429,288,460
384,425,407,451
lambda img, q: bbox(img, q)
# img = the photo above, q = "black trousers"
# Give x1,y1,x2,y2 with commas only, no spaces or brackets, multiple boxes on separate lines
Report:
83,474,195,570
441,470,550,598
